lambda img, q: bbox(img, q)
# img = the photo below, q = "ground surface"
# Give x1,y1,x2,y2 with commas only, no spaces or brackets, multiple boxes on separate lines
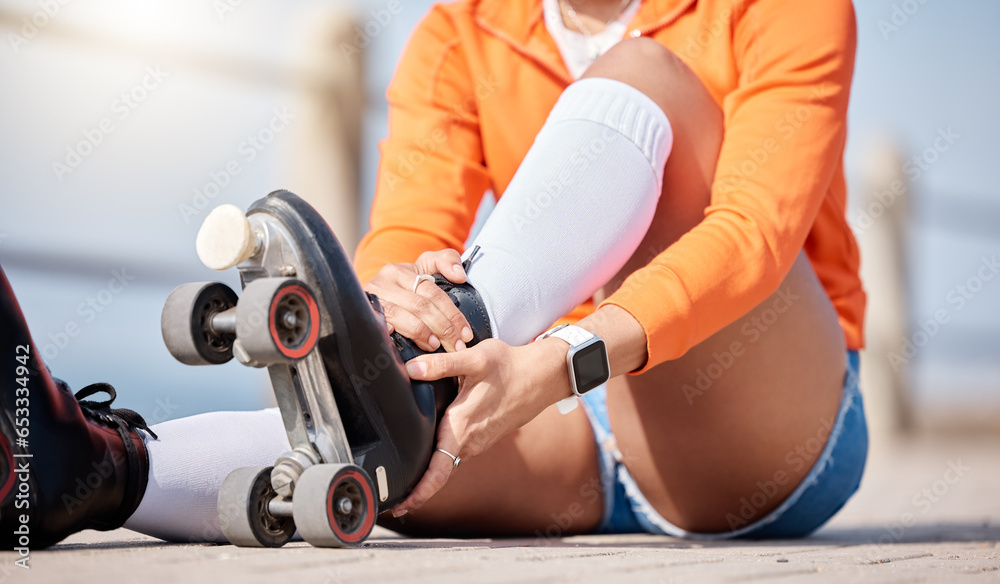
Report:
4,434,998,583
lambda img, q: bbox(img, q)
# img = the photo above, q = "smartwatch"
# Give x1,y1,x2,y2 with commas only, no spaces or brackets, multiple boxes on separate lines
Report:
539,324,610,414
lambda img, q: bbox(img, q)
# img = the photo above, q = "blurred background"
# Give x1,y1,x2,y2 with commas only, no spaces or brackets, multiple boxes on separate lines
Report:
0,0,997,451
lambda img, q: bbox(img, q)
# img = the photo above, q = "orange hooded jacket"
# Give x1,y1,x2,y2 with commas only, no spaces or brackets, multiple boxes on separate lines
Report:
354,0,865,373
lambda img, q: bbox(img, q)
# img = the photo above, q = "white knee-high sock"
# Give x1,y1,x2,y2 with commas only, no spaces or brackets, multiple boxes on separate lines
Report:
465,77,672,345
124,408,290,542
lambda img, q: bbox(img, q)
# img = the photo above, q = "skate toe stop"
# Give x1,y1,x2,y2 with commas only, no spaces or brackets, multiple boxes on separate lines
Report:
197,204,257,271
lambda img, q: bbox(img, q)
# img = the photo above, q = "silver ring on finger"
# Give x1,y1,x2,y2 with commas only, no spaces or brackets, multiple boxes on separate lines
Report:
435,448,461,467
412,273,435,294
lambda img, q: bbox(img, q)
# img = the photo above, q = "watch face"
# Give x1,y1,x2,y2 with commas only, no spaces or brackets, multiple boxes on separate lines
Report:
572,340,610,394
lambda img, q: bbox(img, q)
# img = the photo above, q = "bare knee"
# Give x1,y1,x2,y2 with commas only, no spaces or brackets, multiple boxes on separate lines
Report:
581,38,713,120
582,37,679,80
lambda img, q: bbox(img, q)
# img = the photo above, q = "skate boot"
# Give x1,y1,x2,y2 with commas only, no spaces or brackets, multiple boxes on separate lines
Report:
0,266,156,551
161,190,491,548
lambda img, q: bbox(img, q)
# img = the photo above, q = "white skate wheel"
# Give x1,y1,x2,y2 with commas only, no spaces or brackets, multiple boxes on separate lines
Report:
236,277,320,366
218,466,295,548
293,464,377,547
196,204,257,271
161,281,238,366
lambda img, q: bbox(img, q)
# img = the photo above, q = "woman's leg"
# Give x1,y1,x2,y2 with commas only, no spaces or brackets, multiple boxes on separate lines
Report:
387,39,846,536
583,42,846,534
123,409,290,542
461,77,672,347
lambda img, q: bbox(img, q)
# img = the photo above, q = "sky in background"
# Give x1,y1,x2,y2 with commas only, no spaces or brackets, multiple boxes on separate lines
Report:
0,0,996,420
844,1,1000,403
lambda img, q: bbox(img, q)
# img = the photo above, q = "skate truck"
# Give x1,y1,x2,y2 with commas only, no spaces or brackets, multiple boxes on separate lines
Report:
161,191,456,548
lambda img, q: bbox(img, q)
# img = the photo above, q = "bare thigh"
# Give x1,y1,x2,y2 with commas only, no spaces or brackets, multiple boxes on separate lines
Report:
599,253,846,533
587,42,847,534
378,400,603,537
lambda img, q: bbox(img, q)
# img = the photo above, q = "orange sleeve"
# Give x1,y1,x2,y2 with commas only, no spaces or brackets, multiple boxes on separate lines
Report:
353,6,491,284
601,0,857,372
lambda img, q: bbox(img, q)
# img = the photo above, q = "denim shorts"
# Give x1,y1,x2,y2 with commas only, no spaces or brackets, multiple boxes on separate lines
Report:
579,351,867,539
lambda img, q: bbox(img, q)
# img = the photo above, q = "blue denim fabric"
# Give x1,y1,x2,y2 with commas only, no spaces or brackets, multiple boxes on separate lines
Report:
580,351,867,539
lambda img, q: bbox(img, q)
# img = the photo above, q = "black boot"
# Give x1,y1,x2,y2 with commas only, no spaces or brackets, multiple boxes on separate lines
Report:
0,266,156,550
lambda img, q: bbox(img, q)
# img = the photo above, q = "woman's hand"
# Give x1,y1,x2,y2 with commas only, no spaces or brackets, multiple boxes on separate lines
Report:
390,337,573,517
364,249,474,353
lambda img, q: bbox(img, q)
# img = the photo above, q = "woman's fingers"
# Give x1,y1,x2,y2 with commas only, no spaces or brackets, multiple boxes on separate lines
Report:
392,445,458,516
413,250,474,348
416,249,467,284
405,344,489,381
371,260,473,352
393,409,464,516
378,300,440,352
383,281,467,352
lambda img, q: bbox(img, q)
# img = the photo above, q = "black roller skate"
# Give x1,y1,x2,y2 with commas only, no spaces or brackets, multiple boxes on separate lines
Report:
161,190,490,548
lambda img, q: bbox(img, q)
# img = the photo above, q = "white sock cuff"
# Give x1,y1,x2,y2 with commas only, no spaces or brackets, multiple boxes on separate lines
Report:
545,77,673,181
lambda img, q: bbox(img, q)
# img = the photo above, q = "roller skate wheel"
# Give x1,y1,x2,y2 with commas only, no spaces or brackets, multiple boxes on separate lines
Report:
161,282,238,366
235,277,320,365
217,466,296,548
196,204,258,271
293,464,377,547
